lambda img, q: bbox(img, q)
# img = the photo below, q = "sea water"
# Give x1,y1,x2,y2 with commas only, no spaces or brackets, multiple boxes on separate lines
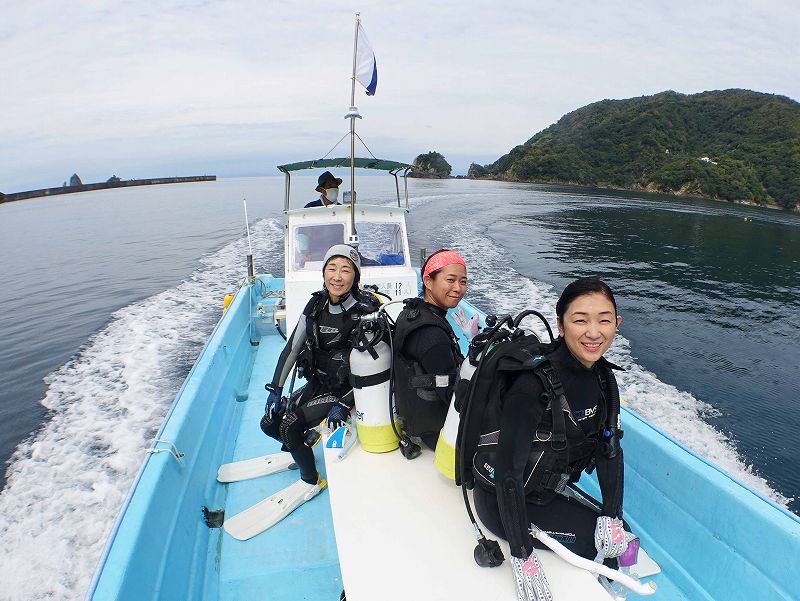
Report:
0,176,797,599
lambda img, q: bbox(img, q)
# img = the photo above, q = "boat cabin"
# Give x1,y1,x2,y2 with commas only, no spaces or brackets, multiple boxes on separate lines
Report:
278,158,417,327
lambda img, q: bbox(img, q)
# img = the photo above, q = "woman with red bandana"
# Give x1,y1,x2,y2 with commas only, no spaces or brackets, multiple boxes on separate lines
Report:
392,249,469,455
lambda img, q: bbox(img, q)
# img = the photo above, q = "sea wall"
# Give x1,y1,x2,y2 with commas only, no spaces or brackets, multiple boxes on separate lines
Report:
1,175,216,203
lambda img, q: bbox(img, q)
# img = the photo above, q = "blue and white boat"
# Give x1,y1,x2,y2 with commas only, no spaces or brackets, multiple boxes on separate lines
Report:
85,16,800,601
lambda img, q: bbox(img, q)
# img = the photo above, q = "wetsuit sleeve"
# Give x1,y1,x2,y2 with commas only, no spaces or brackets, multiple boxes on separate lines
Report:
271,315,308,388
494,371,546,558
595,448,624,518
405,326,458,403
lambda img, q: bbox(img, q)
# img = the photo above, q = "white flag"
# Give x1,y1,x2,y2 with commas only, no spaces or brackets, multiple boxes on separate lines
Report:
355,23,377,96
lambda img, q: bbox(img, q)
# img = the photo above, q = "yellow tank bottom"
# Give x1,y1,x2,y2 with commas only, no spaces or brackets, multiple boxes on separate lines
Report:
433,431,456,480
356,422,399,453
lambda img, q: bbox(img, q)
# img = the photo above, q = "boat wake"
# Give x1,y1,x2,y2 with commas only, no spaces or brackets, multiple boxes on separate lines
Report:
429,214,790,509
0,219,283,601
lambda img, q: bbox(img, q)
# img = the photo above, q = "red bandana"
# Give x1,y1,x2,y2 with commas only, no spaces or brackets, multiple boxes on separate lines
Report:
423,250,466,278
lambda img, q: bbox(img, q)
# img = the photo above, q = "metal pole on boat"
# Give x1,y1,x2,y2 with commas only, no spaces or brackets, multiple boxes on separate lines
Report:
243,199,255,282
347,13,360,246
350,14,358,120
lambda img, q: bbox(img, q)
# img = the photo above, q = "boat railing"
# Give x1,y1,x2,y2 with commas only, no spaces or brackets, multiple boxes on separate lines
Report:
277,158,412,211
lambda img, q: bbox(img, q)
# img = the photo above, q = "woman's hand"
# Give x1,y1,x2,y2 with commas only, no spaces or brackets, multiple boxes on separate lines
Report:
326,400,351,430
594,516,629,561
264,386,283,420
453,306,480,341
511,549,552,601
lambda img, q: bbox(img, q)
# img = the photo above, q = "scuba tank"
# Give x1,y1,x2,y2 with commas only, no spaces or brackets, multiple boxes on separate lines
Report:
434,352,478,480
349,313,399,453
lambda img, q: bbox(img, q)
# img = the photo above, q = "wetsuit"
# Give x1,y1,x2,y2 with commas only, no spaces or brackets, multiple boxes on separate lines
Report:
393,298,463,449
473,339,624,560
261,289,378,483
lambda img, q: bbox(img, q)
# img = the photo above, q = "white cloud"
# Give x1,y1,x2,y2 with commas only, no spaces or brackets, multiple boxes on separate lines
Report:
1,0,798,191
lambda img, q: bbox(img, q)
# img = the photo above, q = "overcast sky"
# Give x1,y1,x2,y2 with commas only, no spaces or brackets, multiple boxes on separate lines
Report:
2,0,798,191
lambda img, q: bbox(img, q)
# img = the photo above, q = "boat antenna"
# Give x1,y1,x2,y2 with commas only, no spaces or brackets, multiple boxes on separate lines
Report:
243,198,255,282
345,12,362,247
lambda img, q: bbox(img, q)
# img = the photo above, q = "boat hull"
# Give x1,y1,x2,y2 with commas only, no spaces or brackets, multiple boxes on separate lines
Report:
87,274,800,600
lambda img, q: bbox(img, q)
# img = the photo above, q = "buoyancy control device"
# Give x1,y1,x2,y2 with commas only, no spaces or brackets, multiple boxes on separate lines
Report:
298,289,380,390
392,298,463,454
349,310,399,453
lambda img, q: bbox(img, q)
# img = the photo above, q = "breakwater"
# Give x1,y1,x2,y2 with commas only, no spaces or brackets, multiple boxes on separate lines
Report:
0,175,216,203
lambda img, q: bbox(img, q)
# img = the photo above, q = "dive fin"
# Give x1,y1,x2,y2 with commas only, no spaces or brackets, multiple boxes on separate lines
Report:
217,452,295,483
631,548,661,578
223,478,327,540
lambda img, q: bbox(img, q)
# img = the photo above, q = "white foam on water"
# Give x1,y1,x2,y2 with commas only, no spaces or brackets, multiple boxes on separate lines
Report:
0,219,283,601
439,216,789,508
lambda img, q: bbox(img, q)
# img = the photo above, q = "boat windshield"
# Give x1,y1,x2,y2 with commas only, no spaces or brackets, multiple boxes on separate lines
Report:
293,223,346,270
291,222,406,271
357,222,406,267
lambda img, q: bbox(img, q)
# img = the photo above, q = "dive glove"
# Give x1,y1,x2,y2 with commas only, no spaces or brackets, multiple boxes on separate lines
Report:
453,306,480,341
264,385,283,420
594,516,629,562
326,400,351,431
511,549,553,601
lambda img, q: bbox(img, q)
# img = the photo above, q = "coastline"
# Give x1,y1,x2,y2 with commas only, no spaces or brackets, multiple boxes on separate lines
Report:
0,175,216,204
463,175,797,213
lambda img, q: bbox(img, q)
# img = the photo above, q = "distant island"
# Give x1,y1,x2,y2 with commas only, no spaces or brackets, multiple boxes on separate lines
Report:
469,89,799,211
409,151,452,179
1,174,216,204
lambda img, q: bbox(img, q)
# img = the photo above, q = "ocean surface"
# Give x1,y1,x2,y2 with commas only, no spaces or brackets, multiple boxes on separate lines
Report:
0,176,798,599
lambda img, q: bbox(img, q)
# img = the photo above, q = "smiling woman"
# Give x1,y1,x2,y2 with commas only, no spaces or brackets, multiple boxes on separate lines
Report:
472,277,629,598
391,249,470,455
324,256,356,303
256,243,381,532
555,278,622,369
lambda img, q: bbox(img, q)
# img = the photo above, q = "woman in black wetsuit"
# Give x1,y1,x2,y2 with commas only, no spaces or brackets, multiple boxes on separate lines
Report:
392,249,471,453
473,278,634,596
257,244,379,530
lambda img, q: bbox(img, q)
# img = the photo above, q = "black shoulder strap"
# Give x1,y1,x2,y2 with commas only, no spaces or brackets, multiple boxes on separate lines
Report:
532,361,567,446
303,291,328,318
603,363,622,432
394,298,454,350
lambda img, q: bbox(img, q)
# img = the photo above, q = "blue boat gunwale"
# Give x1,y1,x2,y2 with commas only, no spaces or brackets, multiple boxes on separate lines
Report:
620,405,799,523
85,275,260,598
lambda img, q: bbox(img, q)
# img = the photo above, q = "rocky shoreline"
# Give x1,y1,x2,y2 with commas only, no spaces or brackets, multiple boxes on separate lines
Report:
461,172,797,213
0,175,216,204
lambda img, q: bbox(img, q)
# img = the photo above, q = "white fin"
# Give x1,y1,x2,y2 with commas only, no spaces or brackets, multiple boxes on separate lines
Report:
223,478,327,540
631,548,661,578
216,452,295,483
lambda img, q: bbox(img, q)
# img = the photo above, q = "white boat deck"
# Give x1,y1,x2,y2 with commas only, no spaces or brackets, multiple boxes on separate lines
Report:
324,442,611,600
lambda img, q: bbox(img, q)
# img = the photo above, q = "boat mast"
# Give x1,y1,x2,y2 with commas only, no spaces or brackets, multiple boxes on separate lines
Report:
346,13,362,246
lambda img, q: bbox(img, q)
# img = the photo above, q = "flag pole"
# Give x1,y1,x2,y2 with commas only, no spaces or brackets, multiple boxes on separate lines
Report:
347,13,361,246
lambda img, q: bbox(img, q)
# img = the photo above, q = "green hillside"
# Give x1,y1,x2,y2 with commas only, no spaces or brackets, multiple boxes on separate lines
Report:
472,90,800,210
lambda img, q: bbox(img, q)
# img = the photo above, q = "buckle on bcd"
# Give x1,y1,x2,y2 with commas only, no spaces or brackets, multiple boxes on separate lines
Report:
554,473,570,494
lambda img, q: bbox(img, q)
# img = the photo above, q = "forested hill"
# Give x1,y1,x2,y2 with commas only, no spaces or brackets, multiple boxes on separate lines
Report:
471,89,800,210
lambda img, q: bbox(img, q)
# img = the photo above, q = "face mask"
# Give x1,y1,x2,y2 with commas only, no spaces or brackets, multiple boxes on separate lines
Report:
324,187,339,202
